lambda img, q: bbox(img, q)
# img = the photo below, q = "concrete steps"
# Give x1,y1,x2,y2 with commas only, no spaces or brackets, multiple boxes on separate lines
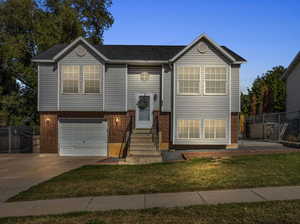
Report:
126,129,162,164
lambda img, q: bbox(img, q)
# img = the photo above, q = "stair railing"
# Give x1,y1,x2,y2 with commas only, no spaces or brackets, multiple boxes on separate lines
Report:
119,115,133,158
152,113,160,151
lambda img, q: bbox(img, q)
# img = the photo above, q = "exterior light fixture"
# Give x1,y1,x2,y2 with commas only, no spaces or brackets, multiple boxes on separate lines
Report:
140,72,149,81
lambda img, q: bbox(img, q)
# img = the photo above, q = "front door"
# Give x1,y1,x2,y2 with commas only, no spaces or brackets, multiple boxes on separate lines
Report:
135,93,153,129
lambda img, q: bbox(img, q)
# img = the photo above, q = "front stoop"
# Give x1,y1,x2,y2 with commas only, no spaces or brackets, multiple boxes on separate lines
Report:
126,129,162,164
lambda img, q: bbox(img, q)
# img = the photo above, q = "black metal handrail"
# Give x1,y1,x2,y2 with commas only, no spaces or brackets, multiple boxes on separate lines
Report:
152,113,159,151
119,116,133,158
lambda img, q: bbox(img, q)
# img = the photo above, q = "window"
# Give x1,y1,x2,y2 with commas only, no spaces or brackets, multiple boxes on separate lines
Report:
204,119,226,139
62,65,80,93
204,67,227,95
83,65,101,93
177,67,200,95
177,120,200,139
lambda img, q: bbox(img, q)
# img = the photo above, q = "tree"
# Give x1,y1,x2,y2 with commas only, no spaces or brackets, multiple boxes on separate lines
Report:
241,66,286,116
0,0,114,125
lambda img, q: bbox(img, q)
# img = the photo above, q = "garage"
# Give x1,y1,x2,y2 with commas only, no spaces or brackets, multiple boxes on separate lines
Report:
58,118,107,156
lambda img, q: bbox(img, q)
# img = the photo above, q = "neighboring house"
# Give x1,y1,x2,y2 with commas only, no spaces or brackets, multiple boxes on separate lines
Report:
282,51,300,113
32,34,246,157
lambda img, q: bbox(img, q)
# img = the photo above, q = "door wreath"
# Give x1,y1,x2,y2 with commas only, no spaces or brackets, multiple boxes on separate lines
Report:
137,96,148,110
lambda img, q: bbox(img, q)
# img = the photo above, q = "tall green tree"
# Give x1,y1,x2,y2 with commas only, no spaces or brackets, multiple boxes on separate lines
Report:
241,66,286,115
0,0,114,125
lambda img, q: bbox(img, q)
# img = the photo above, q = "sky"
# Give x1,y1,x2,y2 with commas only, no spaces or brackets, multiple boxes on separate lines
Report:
103,0,300,92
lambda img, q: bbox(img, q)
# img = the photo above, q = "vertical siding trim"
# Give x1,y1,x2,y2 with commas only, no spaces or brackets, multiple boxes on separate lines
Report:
161,65,164,110
125,64,128,111
57,62,60,110
103,64,105,111
37,64,40,111
172,64,176,143
228,65,232,144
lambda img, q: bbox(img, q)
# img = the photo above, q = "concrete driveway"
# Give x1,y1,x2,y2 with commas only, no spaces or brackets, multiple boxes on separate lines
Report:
0,154,101,202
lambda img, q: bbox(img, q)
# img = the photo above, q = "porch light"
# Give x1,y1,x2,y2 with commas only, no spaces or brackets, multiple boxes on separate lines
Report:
115,117,120,123
140,72,149,81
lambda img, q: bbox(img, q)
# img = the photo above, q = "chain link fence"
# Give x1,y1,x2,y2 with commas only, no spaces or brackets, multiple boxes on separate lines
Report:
244,111,300,142
0,126,33,153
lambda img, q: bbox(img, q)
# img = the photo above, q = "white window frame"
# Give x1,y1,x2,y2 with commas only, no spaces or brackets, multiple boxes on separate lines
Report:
204,65,228,96
61,65,80,94
176,66,201,96
83,64,101,94
176,119,201,139
203,119,227,139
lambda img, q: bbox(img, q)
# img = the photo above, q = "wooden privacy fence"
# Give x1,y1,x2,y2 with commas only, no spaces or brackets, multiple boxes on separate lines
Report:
0,126,33,153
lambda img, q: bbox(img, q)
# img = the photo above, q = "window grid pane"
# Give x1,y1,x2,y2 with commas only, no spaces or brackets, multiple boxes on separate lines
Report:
177,67,200,95
83,65,101,93
62,65,80,93
177,120,200,139
205,67,227,94
204,120,226,139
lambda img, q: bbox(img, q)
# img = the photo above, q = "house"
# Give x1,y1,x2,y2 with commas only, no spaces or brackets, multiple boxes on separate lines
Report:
282,51,300,113
32,34,246,157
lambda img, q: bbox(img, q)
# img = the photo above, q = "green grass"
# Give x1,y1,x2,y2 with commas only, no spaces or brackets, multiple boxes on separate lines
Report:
2,200,300,224
8,152,300,201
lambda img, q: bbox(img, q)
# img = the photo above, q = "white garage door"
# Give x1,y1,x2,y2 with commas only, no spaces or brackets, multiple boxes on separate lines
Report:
59,118,107,156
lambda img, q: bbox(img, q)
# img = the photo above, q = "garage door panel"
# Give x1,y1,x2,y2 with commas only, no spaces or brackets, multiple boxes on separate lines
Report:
59,120,107,156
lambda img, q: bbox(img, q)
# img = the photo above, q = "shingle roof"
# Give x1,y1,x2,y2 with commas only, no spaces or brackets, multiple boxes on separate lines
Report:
32,43,246,62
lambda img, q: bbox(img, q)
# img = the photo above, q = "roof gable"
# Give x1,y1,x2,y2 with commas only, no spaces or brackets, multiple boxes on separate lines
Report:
170,34,244,63
283,51,300,80
32,35,246,64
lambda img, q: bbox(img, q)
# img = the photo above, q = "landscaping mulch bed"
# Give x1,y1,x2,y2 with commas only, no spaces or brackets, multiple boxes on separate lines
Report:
182,148,300,160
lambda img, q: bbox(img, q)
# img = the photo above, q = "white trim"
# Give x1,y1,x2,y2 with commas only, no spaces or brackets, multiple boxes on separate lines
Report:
203,65,228,96
229,65,232,144
37,65,40,111
135,93,154,129
53,37,109,62
170,34,236,62
102,64,105,111
203,119,227,140
176,119,201,139
125,64,128,111
172,64,176,143
108,60,168,64
32,59,54,63
57,63,60,110
161,65,164,111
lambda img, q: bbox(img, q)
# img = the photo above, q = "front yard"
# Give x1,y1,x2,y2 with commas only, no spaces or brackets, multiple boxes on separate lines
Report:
2,200,300,224
8,152,300,201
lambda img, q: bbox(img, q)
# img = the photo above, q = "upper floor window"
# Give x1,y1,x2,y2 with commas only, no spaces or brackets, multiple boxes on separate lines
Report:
177,120,201,139
204,67,227,95
62,65,80,93
83,65,101,93
204,119,226,139
177,66,201,95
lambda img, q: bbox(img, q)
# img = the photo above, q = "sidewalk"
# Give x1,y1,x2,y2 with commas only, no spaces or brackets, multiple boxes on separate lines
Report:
1,185,300,218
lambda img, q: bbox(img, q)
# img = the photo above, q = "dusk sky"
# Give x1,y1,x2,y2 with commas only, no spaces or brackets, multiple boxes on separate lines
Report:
103,0,300,92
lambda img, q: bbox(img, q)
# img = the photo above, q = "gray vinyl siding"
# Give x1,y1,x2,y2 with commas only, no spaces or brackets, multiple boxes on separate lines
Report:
38,63,58,111
58,44,103,111
176,39,230,65
231,65,241,112
286,62,300,113
162,64,171,112
127,66,161,110
173,40,231,145
105,64,126,111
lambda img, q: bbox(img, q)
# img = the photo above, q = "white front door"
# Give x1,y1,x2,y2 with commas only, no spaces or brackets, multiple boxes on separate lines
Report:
135,93,153,129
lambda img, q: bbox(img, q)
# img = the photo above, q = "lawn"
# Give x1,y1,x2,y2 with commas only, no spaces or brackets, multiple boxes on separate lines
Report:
9,152,300,201
2,200,300,224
